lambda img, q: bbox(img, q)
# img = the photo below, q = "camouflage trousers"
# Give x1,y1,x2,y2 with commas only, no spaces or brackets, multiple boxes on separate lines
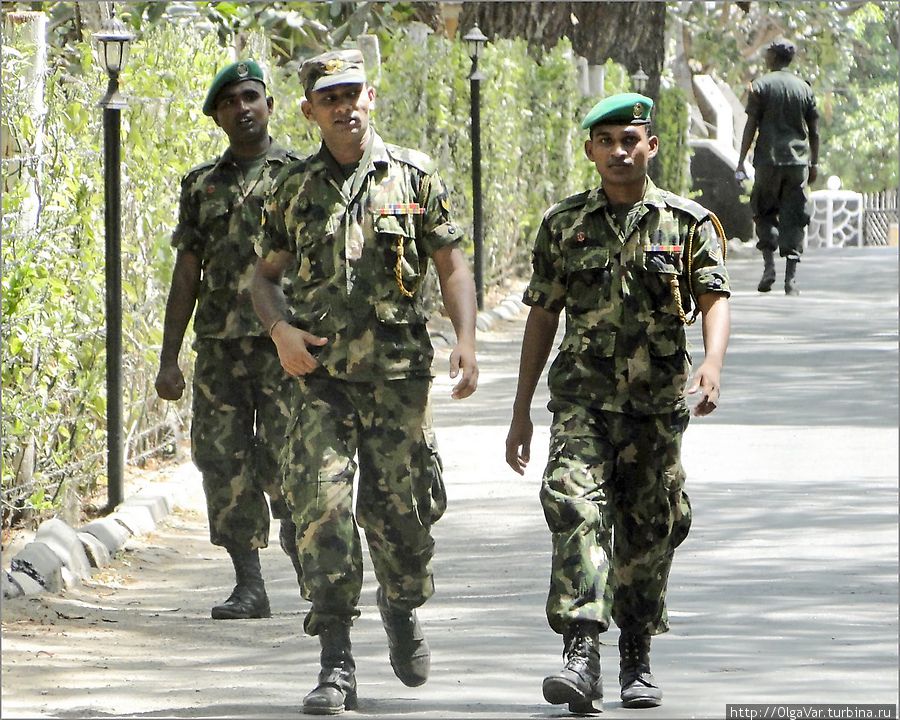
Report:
280,375,445,636
192,337,293,550
540,402,692,637
750,164,811,260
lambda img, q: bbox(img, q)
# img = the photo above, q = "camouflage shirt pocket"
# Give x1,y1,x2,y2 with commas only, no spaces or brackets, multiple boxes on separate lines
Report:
642,251,685,319
375,215,421,289
564,245,611,314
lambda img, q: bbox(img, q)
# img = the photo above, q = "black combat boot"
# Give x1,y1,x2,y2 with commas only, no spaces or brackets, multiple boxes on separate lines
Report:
279,518,303,588
542,621,603,714
376,586,430,687
784,258,800,296
619,631,662,708
210,548,271,620
302,623,358,715
757,250,776,292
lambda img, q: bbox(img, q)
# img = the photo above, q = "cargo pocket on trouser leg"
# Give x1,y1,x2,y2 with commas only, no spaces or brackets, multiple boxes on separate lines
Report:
413,425,446,526
670,485,692,550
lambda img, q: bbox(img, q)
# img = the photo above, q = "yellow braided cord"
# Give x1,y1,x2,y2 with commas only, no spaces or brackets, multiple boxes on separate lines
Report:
708,211,728,263
394,235,418,298
680,222,698,325
670,275,689,325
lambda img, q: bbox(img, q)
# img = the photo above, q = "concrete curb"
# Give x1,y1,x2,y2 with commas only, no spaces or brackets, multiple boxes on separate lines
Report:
429,290,528,345
476,293,528,332
2,488,179,600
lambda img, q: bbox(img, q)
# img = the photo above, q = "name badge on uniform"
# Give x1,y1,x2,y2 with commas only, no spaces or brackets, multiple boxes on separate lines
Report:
378,202,426,216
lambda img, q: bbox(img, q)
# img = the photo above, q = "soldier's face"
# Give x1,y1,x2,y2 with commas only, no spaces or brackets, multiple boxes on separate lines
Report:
302,83,376,142
212,80,272,146
584,124,658,189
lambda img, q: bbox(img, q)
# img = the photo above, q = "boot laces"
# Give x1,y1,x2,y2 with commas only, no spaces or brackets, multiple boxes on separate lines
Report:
564,631,593,667
620,634,651,677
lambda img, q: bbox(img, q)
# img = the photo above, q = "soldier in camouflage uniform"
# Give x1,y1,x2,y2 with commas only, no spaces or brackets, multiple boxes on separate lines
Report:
251,49,478,715
505,93,731,713
736,38,819,296
155,60,304,621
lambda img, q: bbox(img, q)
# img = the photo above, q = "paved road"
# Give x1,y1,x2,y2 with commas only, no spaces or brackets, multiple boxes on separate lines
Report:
2,247,897,719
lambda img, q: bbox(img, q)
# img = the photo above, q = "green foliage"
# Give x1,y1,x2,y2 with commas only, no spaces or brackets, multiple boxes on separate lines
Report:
653,85,691,195
2,22,229,524
815,3,899,192
821,81,899,192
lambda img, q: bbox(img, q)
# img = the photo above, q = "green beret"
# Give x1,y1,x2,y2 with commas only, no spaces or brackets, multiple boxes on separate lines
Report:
202,60,266,117
581,92,653,131
299,49,366,93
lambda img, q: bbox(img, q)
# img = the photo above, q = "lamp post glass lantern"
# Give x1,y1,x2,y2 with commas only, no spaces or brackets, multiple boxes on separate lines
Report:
631,63,649,94
95,18,134,109
95,17,133,512
464,24,487,309
464,23,487,63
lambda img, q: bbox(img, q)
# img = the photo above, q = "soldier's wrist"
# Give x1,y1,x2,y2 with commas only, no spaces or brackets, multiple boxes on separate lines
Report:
268,318,286,337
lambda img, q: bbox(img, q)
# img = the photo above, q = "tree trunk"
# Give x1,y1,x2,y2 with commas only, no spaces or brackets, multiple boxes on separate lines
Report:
458,1,665,99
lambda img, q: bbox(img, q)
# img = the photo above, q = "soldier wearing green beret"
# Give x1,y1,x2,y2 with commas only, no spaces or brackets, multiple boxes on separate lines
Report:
506,92,732,713
156,60,304,620
251,48,479,714
736,39,820,295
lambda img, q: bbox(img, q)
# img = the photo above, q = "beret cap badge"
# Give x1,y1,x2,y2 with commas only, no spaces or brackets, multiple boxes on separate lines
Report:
580,92,654,130
299,49,367,93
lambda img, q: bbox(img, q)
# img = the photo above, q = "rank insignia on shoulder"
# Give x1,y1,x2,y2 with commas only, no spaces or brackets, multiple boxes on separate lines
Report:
379,202,426,216
645,244,683,253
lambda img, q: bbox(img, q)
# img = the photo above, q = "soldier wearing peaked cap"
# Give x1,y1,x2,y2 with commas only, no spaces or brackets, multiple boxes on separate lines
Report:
736,38,820,295
251,48,479,715
506,92,732,713
156,60,305,621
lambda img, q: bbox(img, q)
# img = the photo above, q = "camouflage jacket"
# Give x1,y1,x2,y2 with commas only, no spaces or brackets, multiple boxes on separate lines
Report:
172,141,301,339
525,179,730,415
259,132,463,382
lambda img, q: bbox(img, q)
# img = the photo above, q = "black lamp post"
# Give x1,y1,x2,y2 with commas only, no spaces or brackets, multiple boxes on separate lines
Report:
631,63,649,94
463,23,487,311
95,17,133,513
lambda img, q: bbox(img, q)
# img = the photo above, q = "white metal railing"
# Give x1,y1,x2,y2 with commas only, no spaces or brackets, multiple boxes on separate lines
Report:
805,190,864,248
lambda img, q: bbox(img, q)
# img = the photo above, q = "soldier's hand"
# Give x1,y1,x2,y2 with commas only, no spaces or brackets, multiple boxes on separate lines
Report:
449,343,478,399
272,323,328,377
505,415,533,475
155,364,185,401
687,362,721,417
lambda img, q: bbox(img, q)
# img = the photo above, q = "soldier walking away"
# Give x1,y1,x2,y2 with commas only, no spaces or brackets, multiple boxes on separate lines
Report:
506,93,731,713
251,49,478,715
155,60,304,620
736,38,820,296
